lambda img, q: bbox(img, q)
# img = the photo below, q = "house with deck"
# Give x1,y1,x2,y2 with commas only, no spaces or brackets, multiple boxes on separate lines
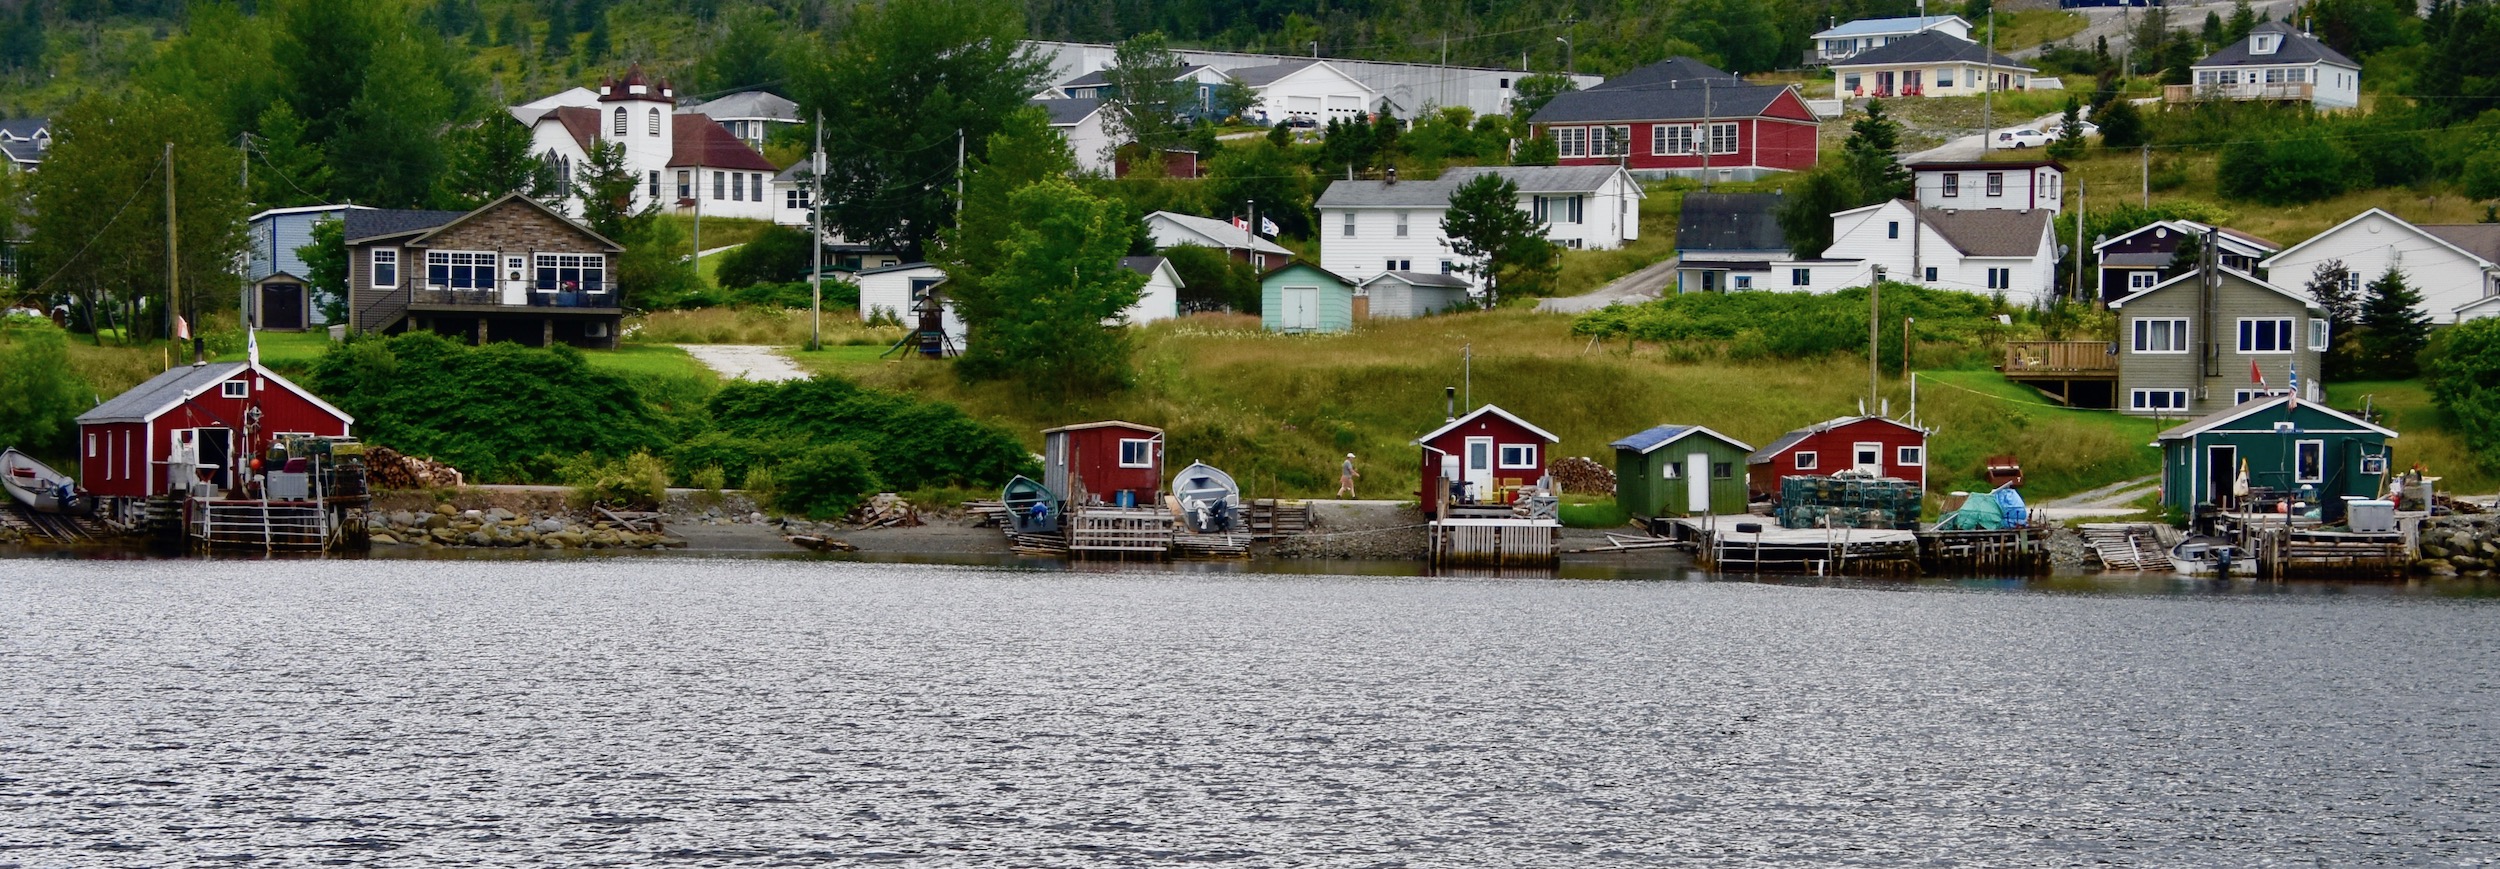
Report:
1612,424,1755,518
2093,220,2280,303
1745,415,1929,498
2262,208,2500,324
1828,32,2034,99
1815,199,2060,304
343,193,625,348
2178,22,2360,110
2156,395,2395,518
1417,404,1558,518
1527,57,1818,182
1809,15,1974,65
2108,267,2326,418
1314,165,1642,290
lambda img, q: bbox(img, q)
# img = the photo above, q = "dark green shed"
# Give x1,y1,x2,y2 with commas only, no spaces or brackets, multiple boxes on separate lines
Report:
2156,395,2397,518
1612,424,1755,518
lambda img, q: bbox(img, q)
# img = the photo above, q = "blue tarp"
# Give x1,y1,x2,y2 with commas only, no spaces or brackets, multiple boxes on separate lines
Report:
1993,487,2028,525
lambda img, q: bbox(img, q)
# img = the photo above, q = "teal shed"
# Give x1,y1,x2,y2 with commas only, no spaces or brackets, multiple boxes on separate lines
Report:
1260,261,1357,333
2156,395,2397,520
1612,424,1755,518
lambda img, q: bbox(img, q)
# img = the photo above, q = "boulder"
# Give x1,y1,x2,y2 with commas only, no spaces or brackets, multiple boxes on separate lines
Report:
434,503,457,517
389,511,417,527
430,527,463,545
488,507,517,522
424,513,452,530
549,531,586,548
2420,559,2459,577
534,519,566,534
370,532,401,546
463,530,491,547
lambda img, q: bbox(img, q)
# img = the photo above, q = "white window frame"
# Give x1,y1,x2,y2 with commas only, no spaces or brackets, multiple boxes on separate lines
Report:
1985,172,2004,196
2130,388,2190,411
2128,272,2161,290
1897,446,1924,466
370,248,398,288
533,253,608,293
1941,174,1959,197
2233,388,2291,404
1117,438,1155,468
425,250,496,290
2238,317,2294,353
2132,318,2190,354
1662,461,1681,479
1794,451,1818,470
1497,444,1538,470
1342,211,1356,238
2294,439,2325,484
1708,122,1738,155
648,108,662,135
1653,124,1696,156
1987,267,2012,290
612,107,627,136
86,433,95,458
1600,125,1630,156
1395,212,1409,238
1557,126,1587,158
2309,318,2330,351
221,380,248,399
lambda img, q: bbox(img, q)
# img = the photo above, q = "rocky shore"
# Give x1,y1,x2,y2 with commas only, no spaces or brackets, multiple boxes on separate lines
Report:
366,503,688,550
2415,515,2500,576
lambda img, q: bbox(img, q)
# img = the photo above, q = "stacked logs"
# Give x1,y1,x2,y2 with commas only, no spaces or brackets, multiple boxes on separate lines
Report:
1547,457,1617,496
365,447,466,490
847,493,922,528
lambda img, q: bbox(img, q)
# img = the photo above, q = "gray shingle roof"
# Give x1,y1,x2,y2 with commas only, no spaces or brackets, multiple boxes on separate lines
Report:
1031,97,1103,125
678,90,797,121
344,209,468,243
0,117,45,140
1587,57,1742,93
1230,61,1315,86
1923,206,2051,257
1832,31,2033,70
1813,15,1969,38
1529,80,1792,124
1147,211,1294,256
1441,165,1624,194
1676,192,1787,253
1365,270,1471,289
1317,166,1622,208
1060,64,1210,88
2099,252,2175,268
0,139,40,166
76,363,249,425
1120,255,1170,277
2196,21,2358,68
2423,224,2500,264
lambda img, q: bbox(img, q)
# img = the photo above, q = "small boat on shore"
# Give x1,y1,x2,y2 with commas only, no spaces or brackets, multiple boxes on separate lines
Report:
1170,461,1243,535
2,448,95,516
2170,534,2253,576
1001,475,1061,535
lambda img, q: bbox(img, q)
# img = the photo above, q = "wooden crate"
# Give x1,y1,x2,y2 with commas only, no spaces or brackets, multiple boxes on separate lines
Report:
1069,505,1173,557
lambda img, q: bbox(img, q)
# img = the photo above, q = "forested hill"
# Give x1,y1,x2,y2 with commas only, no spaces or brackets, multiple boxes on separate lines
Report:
0,0,1915,121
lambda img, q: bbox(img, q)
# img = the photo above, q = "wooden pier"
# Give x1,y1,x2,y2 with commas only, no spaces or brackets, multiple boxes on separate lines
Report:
1917,525,2052,575
2247,524,2409,579
1428,517,1561,568
1669,515,1921,576
188,499,344,551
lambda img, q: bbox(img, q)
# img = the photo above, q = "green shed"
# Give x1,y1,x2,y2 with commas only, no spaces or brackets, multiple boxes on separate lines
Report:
1260,261,1357,334
1612,424,1755,518
2156,395,2397,520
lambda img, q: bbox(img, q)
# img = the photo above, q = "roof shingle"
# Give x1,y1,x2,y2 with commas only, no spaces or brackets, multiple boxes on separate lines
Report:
1922,206,2051,257
669,114,778,171
1832,31,2033,70
1676,192,1788,253
2196,21,2358,68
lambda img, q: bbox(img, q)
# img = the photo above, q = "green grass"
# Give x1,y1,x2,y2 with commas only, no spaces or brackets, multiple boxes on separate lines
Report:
582,344,718,381
2328,380,2497,493
661,216,777,253
1987,10,2089,51
627,307,906,346
786,344,901,371
247,330,335,369
1559,499,1632,529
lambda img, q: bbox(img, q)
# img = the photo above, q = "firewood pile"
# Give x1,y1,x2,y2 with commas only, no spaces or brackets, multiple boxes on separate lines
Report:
1548,457,1617,496
847,493,922,528
365,447,465,490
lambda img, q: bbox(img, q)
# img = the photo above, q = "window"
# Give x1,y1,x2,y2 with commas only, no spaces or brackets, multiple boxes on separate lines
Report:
1342,211,1356,238
2234,388,2291,404
1711,462,1733,479
713,171,726,200
1734,275,1753,289
1498,444,1537,469
732,174,745,201
677,170,692,200
1794,451,1818,470
1898,446,1923,466
2343,269,2362,298
647,171,660,199
2295,439,2324,484
786,188,811,210
1395,212,1409,238
1936,70,1954,88
1924,266,1938,282
370,249,398,288
221,380,249,399
2264,68,2285,84
2128,272,2160,291
1985,172,2004,196
1556,126,1587,158
1986,267,2012,290
2238,318,2294,353
1440,260,1455,275
1662,462,1681,479
751,173,764,202
1843,74,1862,92
2133,318,2190,353
1855,444,1880,467
425,251,495,290
1118,438,1155,468
1564,195,1583,224
1792,268,1811,286
1942,174,1959,197
534,253,607,292
1255,254,1270,270
1532,196,1549,224
1887,221,1899,239
1708,122,1737,155
86,434,95,458
1653,124,1696,156
2309,318,2330,351
1385,259,1412,271
612,107,627,136
648,108,662,135
2130,389,2190,411
1599,125,1630,156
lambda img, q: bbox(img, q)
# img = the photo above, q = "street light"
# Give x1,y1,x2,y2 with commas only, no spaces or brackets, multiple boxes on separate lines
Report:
1555,36,1572,74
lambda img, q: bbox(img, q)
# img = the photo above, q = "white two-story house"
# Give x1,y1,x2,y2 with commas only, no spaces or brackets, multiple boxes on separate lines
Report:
2265,208,2500,324
2184,22,2361,110
1908,159,2064,214
1808,15,1973,65
1313,165,1643,291
512,65,783,222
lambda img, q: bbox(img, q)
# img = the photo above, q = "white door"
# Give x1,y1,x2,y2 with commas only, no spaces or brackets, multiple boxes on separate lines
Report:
1853,442,1883,476
1686,452,1711,512
1464,437,1494,501
502,255,529,305
1288,95,1322,118
1283,286,1319,331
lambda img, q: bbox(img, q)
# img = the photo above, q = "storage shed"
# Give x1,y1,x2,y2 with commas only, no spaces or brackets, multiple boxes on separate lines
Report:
2155,395,2396,520
1611,424,1755,518
1416,404,1559,518
1260,261,1357,334
73,361,354,501
1359,271,1472,319
1042,420,1165,508
250,271,313,332
1745,414,1929,498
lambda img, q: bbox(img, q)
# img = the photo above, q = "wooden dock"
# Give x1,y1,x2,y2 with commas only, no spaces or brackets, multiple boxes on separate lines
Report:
2247,524,2408,579
2081,523,2173,571
1667,515,1920,576
1917,525,2052,575
188,499,341,551
1066,505,1173,559
1428,518,1561,568
1247,499,1310,539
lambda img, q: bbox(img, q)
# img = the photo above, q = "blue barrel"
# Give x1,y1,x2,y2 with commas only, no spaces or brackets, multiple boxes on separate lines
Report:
1116,489,1136,508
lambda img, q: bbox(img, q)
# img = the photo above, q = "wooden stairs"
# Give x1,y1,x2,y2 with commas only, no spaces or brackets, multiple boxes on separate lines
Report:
2081,523,2172,571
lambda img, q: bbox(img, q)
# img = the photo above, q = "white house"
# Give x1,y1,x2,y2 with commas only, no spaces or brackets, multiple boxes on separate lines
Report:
1828,32,2035,99
1034,98,1115,175
1229,60,1379,125
1054,64,1233,117
1763,200,2057,305
0,117,48,173
1809,15,1974,65
1143,211,1293,271
1907,159,2064,214
2186,21,2361,110
1119,256,1183,324
855,262,965,350
2263,208,2500,324
679,90,799,148
1313,165,1642,290
514,66,782,222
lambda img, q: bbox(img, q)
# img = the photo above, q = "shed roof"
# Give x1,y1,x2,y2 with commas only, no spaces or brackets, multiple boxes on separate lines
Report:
1832,31,2033,70
1262,260,1357,285
1032,97,1103,125
1416,404,1559,446
2156,394,2395,441
1676,192,1787,253
2195,21,2358,69
1363,270,1472,289
1042,420,1164,435
1611,423,1754,455
76,362,354,427
1924,207,2052,257
1529,81,1793,124
1747,415,1926,464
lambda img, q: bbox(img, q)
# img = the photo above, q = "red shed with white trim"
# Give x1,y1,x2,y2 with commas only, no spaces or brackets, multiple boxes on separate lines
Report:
72,361,354,500
1744,415,1928,498
1041,420,1164,507
1416,404,1558,517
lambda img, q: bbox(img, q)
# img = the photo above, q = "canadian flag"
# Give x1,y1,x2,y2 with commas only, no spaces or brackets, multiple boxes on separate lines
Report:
1231,216,1250,231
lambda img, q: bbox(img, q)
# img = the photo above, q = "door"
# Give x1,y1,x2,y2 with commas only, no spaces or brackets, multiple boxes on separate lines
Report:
196,428,233,491
503,256,530,305
260,283,304,330
1853,442,1883,476
1283,286,1319,331
1464,437,1494,502
1876,71,1895,95
2206,444,2238,509
1686,452,1711,513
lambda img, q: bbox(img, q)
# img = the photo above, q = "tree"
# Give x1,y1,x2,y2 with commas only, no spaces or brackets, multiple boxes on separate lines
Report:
691,6,787,94
1511,73,1579,119
2217,130,2349,205
0,320,86,458
1512,134,1559,166
2202,11,2226,48
2225,0,2259,42
2357,266,2432,378
1211,76,1260,121
2419,0,2500,124
574,139,642,242
0,1,45,75
1101,32,1192,153
1443,173,1559,307
715,225,816,289
134,1,278,138
2305,258,2363,378
1203,139,1314,238
299,217,351,326
785,0,1048,260
1778,166,1859,258
1841,100,1909,203
1161,244,1260,313
2310,0,2422,57
249,101,333,208
933,106,1076,314
2048,95,2087,160
953,180,1146,394
440,114,559,210
25,90,249,345
568,138,692,310
2425,317,2500,472
332,32,461,208
2096,97,2148,149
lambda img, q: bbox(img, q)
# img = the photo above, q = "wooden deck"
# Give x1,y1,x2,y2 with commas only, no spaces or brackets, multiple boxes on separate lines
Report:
1429,518,1561,568
1066,505,1173,558
2001,341,2117,377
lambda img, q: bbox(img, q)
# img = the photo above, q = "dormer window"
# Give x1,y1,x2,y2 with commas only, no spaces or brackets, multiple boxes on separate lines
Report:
2252,33,2280,54
612,107,627,136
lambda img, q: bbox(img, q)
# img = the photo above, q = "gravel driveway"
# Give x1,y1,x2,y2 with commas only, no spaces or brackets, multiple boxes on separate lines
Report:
678,344,810,382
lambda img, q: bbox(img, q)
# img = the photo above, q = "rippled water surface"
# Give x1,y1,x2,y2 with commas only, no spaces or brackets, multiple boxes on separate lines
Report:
4,558,2498,866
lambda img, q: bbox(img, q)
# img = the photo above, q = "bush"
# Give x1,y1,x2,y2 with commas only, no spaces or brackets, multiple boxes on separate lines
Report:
714,225,817,289
770,443,881,519
1571,283,2010,371
0,317,89,459
2216,130,2349,205
1162,244,1260,313
560,450,672,508
307,333,670,482
707,376,1035,490
665,430,797,489
2426,318,2500,473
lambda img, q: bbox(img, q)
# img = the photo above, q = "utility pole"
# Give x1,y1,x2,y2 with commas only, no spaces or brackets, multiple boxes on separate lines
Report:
2074,182,2086,301
1981,7,1994,151
1903,316,1914,382
809,110,825,352
1556,34,1573,75
2141,144,2151,206
1701,78,1714,190
1869,265,1885,407
955,128,966,215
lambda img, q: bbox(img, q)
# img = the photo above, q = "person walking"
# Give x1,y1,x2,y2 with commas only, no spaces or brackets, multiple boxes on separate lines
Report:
1337,453,1360,497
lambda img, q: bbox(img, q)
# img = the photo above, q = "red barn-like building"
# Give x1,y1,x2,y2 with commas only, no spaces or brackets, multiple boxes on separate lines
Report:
1042,420,1164,507
1416,404,1559,517
72,361,354,500
1527,58,1820,181
1744,415,1929,498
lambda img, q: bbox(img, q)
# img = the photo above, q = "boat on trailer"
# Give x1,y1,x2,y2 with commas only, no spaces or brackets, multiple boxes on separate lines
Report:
1001,475,1062,535
1170,461,1243,535
2,448,95,516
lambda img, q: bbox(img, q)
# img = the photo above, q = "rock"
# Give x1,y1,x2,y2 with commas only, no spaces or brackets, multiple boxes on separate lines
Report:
788,535,857,552
534,519,565,534
430,527,463,545
389,511,416,527
589,530,620,547
488,507,516,522
424,513,451,530
463,531,491,547
2423,544,2450,559
750,512,766,523
434,503,457,516
2456,555,2486,570
370,532,401,546
549,531,586,548
2420,559,2459,577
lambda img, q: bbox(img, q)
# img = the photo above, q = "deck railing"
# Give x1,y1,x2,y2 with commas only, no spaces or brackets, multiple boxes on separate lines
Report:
410,285,621,309
2164,82,2315,104
2002,340,2118,375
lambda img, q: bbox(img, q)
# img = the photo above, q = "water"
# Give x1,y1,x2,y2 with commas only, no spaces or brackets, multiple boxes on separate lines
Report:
4,558,2498,866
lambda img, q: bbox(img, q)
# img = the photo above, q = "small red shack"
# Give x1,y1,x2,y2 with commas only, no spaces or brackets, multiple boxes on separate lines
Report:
72,361,354,501
1416,404,1559,517
1041,420,1164,507
1744,415,1929,498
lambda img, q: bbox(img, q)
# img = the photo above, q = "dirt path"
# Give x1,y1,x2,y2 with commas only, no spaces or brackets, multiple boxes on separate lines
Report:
678,344,809,382
1536,257,1678,314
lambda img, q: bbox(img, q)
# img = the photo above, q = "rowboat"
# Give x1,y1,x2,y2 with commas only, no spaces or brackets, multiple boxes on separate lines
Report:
1001,475,1061,535
2,448,95,516
1170,461,1243,534
2170,534,2254,576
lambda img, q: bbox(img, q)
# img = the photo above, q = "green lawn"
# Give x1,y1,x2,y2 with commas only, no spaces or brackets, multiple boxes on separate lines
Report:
584,343,720,382
1988,10,2088,51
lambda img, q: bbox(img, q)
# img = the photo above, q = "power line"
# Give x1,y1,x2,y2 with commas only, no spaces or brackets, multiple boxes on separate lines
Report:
19,158,167,299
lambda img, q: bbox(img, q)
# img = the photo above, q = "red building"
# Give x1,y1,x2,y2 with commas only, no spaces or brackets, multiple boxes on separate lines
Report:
72,361,355,500
1042,420,1164,507
1527,58,1819,181
1415,404,1559,517
1744,415,1929,498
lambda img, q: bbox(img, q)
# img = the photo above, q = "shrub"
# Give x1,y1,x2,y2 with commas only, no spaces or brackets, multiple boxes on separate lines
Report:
771,443,881,519
561,450,672,508
307,333,670,482
688,465,727,493
707,376,1035,490
2426,318,2500,473
714,225,817,289
0,317,89,458
1570,283,2009,371
2216,130,2349,205
665,430,797,489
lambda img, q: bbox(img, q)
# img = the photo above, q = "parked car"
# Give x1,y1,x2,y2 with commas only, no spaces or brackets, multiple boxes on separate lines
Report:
1993,128,2052,149
2043,120,2101,139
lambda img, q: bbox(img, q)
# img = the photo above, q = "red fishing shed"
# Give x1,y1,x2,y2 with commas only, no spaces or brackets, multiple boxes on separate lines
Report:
72,361,354,501
1744,414,1929,498
1416,404,1559,517
1041,420,1164,507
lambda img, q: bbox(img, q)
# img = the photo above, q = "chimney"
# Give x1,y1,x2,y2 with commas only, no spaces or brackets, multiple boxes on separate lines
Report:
1445,386,1457,421
1386,167,1398,184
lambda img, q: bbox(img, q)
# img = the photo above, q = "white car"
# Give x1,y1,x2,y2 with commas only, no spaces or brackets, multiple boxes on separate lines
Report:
1993,128,2052,149
2043,120,2101,139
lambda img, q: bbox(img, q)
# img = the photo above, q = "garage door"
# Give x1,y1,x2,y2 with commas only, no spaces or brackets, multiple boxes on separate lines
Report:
1288,95,1321,118
1326,94,1363,117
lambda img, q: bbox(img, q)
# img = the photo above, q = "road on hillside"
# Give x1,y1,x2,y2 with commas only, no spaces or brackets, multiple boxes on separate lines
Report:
2020,0,2306,60
1536,257,1679,313
679,344,810,382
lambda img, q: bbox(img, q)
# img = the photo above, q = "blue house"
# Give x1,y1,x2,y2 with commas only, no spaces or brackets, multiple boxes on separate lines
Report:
1260,261,1357,333
247,204,374,331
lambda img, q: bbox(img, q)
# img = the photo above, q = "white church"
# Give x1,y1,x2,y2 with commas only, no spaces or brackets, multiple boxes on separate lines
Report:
509,65,786,223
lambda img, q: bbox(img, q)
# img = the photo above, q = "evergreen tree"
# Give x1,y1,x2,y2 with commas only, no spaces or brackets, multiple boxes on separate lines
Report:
583,15,610,60
1204,139,1313,237
2225,0,2259,41
501,6,527,51
335,33,458,208
574,139,642,242
2202,11,2225,48
1512,134,1558,166
298,217,350,325
1841,99,1909,203
1778,166,1858,258
2358,266,2432,378
2096,96,2147,148
441,114,560,209
1443,173,1560,306
1101,32,1192,153
249,101,334,207
2048,95,2086,160
2305,258,2362,378
693,7,786,93
542,3,573,60
0,2,44,74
